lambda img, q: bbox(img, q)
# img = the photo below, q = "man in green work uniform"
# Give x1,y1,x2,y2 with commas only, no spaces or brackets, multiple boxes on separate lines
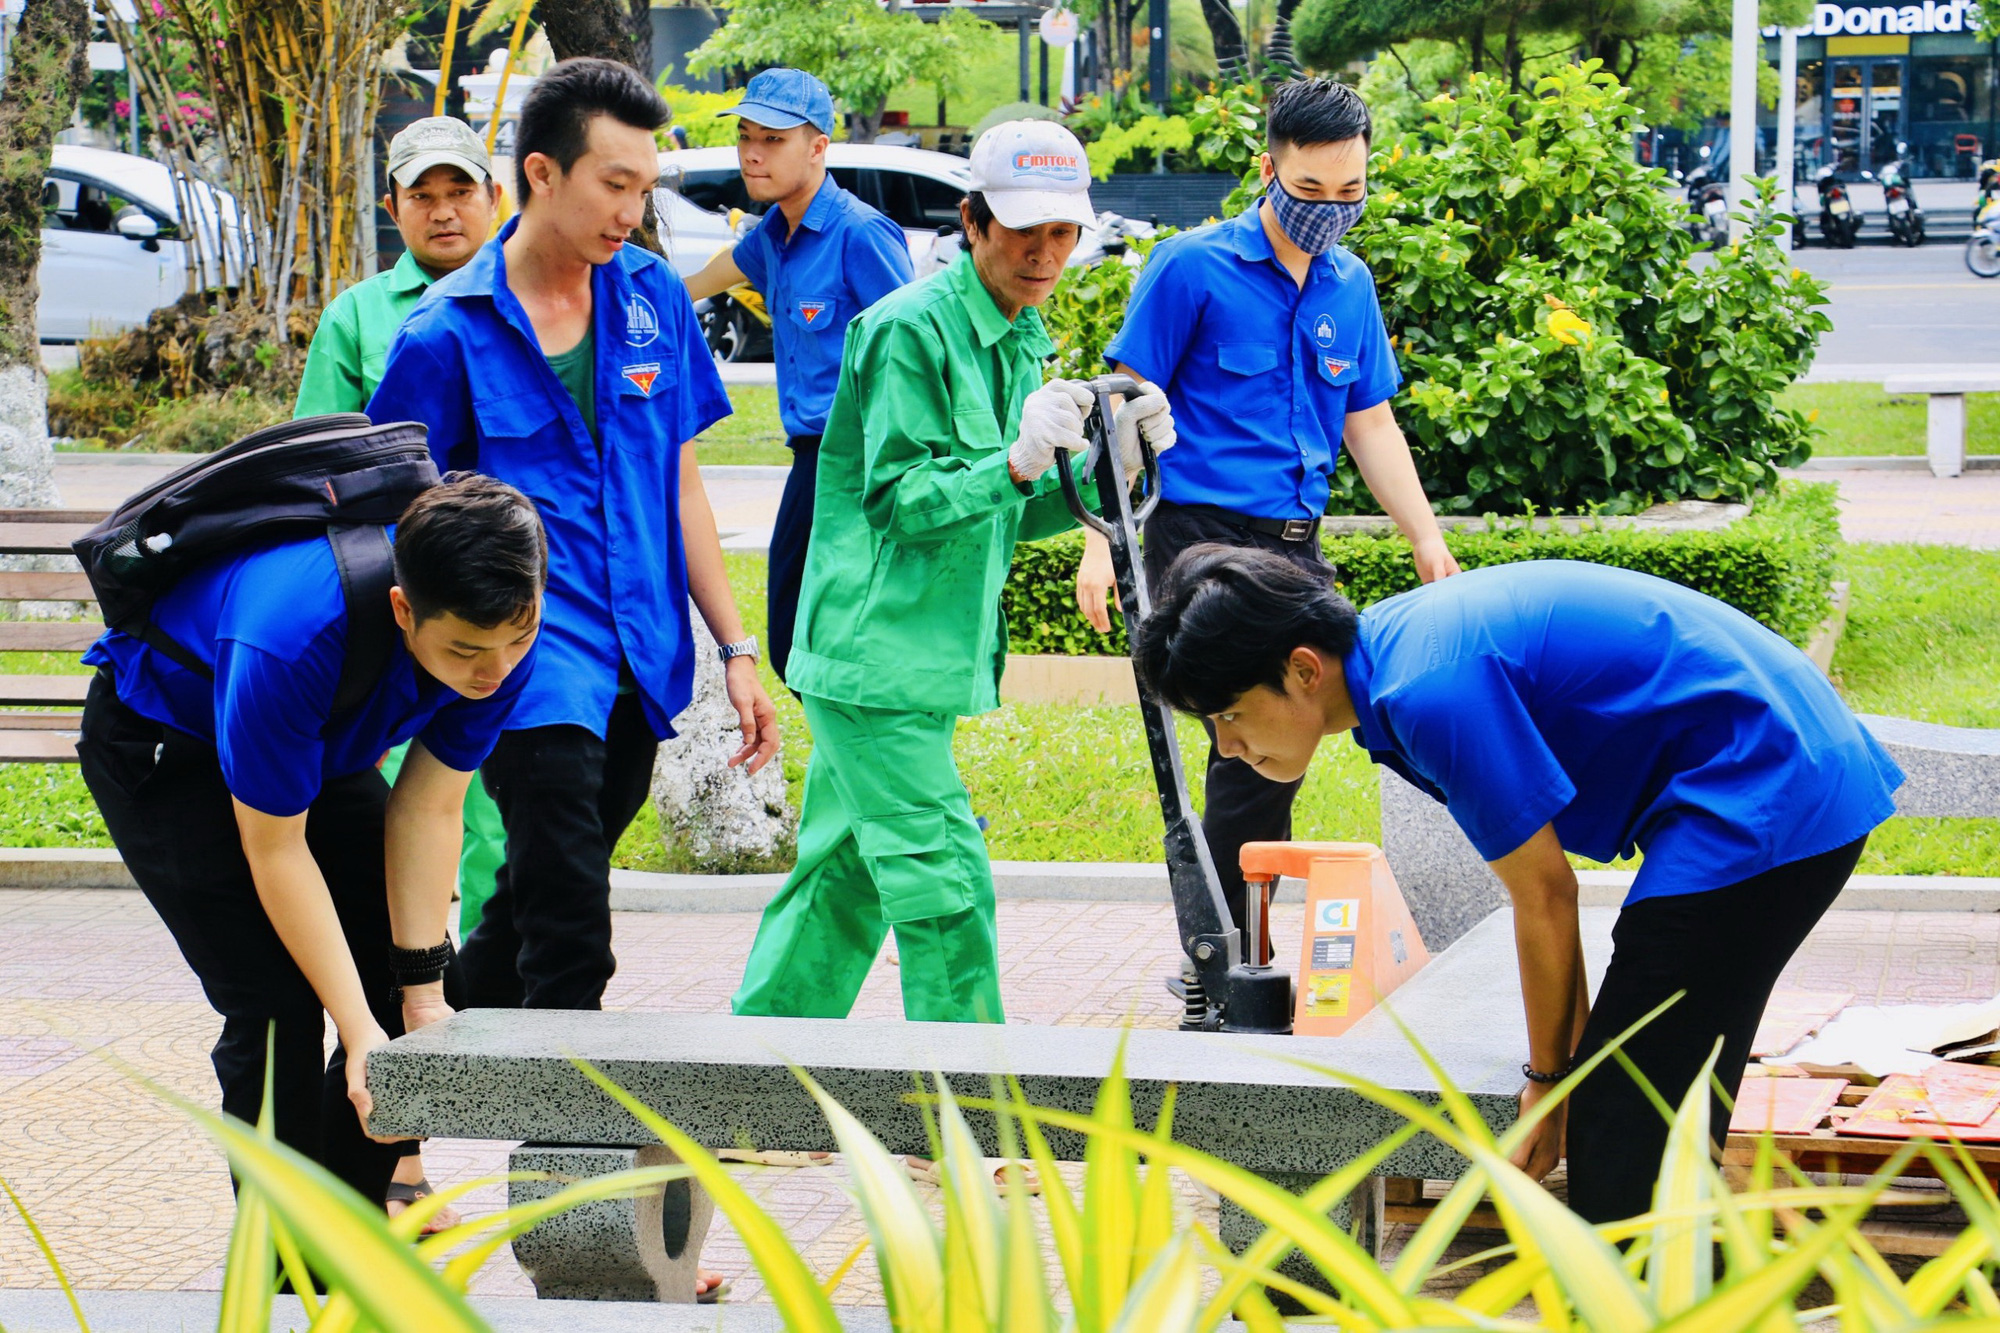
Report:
732,122,1175,1023
293,115,501,1232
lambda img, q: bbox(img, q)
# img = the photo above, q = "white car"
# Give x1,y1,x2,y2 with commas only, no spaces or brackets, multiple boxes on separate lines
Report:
656,142,975,274
38,145,243,343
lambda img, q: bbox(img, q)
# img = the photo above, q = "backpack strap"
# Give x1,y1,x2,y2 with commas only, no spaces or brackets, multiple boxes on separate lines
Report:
328,524,399,715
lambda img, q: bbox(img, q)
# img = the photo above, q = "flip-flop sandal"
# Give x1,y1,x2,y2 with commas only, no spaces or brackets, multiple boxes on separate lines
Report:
385,1178,454,1237
994,1163,1042,1197
903,1155,944,1187
697,1278,731,1304
714,1149,835,1168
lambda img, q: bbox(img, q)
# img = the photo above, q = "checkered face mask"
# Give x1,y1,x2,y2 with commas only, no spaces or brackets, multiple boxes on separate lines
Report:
1265,176,1365,256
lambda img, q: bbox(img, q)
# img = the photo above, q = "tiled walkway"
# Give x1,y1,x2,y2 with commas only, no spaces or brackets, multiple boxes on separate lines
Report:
1,889,1994,1302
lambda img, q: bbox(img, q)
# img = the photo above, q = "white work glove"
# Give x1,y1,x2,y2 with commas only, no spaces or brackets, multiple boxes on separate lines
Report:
1007,379,1094,483
1113,384,1176,481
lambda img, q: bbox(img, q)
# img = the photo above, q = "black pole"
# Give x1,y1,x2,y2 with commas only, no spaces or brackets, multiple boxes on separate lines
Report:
1040,31,1050,105
1149,0,1169,112
1018,16,1031,103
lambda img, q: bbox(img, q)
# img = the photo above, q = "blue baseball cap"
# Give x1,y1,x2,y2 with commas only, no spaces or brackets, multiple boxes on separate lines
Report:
729,69,835,136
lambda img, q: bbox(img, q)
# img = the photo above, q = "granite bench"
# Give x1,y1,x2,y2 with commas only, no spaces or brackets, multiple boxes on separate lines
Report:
1881,370,2000,478
367,1010,1520,1302
1380,714,2000,954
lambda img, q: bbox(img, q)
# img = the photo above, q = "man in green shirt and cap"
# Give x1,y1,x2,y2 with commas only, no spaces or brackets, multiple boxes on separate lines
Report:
732,121,1175,1025
292,114,501,1233
295,116,501,415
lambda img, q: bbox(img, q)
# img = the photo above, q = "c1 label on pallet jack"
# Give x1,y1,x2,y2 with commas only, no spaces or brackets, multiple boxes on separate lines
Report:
1241,841,1433,1037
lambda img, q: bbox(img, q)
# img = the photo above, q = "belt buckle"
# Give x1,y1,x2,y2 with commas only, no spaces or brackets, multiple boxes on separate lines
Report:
1280,518,1315,542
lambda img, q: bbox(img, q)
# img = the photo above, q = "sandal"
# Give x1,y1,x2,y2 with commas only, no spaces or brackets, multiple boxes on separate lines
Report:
697,1276,730,1304
384,1178,456,1236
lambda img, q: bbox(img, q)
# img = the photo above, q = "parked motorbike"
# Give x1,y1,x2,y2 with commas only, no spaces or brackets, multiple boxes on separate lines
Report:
694,207,773,363
1681,161,1731,249
1879,150,1926,246
1816,165,1862,248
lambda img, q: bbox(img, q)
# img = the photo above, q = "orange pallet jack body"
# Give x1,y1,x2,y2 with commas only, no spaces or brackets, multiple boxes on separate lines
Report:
1240,841,1431,1037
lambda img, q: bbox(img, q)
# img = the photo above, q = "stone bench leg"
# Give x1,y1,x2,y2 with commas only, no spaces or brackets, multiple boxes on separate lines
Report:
1378,769,1507,954
1928,392,1967,478
508,1144,715,1302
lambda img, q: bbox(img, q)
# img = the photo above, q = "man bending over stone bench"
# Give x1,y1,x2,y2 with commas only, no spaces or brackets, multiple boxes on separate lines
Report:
1130,548,1905,1224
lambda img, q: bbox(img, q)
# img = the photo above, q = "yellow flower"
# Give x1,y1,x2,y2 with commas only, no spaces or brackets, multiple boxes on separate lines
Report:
1390,142,1405,164
1544,294,1565,309
1444,207,1455,222
1807,408,1820,422
1548,309,1592,346
1658,387,1669,403
1791,267,1803,279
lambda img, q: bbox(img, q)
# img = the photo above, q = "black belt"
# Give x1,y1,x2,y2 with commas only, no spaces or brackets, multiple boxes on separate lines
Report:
1172,502,1321,543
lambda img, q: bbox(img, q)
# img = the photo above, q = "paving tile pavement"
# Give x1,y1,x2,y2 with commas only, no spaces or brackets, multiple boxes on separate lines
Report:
1784,467,2000,549
0,890,1993,1305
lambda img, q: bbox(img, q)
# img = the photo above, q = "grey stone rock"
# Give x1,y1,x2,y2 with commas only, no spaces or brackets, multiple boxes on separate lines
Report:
1377,769,1507,954
509,1144,715,1302
0,364,79,619
1861,714,2000,819
651,604,795,871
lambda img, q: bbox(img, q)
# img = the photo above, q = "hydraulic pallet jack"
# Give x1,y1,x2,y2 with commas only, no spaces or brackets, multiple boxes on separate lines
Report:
1055,374,1295,1035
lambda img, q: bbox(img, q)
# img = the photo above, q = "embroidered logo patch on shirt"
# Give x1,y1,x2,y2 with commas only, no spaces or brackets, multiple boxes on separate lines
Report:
1323,355,1353,379
625,294,659,347
621,362,661,396
798,299,829,325
1313,314,1337,347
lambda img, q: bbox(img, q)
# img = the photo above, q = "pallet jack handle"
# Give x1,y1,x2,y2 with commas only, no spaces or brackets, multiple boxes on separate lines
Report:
1052,375,1293,1035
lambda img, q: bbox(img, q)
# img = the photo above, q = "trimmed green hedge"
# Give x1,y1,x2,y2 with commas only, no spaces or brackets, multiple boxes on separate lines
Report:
1003,482,1841,657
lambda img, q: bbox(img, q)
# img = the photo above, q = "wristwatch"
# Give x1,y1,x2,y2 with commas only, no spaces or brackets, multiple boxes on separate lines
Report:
718,635,760,664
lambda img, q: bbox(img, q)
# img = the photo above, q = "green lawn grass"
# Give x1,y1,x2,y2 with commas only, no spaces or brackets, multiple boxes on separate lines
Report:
1781,382,2000,458
690,384,790,466
9,544,1993,877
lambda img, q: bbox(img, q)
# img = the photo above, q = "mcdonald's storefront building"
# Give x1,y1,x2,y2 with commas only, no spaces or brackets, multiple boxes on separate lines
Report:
1763,3,1999,178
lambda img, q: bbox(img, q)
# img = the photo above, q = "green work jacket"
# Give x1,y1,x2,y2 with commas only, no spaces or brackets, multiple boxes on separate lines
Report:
787,252,1089,717
293,250,434,417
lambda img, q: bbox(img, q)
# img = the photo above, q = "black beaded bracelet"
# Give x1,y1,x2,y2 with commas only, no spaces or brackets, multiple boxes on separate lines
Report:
388,939,454,990
1521,1061,1571,1085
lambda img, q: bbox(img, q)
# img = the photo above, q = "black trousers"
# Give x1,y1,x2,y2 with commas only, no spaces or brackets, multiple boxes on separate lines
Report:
1565,835,1867,1223
1141,500,1327,935
457,689,657,1010
767,433,821,687
76,670,407,1202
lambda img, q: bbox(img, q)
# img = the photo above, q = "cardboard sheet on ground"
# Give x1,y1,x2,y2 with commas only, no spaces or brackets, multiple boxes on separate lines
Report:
1838,1065,2000,1141
1751,990,1854,1058
1729,1076,1849,1135
1764,994,2000,1078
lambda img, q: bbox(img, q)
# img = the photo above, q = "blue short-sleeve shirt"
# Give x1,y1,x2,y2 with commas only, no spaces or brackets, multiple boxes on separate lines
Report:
1103,202,1400,521
82,530,534,818
733,175,913,439
367,219,731,740
1343,561,1904,904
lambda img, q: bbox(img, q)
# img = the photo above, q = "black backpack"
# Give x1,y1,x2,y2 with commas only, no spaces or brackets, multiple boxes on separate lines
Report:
74,413,440,714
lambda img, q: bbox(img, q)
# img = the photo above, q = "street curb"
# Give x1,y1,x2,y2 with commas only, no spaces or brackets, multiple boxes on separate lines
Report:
1791,455,2000,472
6,849,1992,915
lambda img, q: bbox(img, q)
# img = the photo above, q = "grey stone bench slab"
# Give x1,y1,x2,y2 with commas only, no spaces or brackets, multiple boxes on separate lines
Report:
1381,715,2000,953
369,1011,1520,1300
1881,371,2000,478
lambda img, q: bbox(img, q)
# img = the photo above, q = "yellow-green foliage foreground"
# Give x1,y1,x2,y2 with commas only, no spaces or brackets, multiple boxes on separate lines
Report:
11,1018,2000,1331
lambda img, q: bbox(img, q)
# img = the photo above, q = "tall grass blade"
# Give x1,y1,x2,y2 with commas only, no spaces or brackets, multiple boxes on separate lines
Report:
0,1177,90,1333
1078,1042,1142,1333
1646,1042,1722,1317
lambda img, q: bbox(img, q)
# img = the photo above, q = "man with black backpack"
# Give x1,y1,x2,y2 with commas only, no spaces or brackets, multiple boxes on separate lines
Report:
75,463,546,1207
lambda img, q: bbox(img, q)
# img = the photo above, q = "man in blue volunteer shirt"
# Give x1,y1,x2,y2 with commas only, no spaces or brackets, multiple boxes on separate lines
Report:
1080,77,1460,941
682,69,913,685
78,476,544,1207
368,60,779,1021
1133,549,1906,1224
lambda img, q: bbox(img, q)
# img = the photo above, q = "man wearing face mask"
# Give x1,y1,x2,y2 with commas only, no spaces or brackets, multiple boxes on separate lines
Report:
1079,77,1459,944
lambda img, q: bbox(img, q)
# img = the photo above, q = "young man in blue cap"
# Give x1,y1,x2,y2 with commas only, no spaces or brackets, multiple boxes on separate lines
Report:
1077,77,1459,944
1133,548,1905,1224
368,59,779,1018
683,69,913,686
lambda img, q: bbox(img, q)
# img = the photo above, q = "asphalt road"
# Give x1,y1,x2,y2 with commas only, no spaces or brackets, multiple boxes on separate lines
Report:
1798,244,2000,372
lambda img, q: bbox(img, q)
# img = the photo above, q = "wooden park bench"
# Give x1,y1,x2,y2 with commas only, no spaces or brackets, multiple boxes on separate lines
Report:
1881,370,2000,478
367,1007,1520,1302
0,508,109,764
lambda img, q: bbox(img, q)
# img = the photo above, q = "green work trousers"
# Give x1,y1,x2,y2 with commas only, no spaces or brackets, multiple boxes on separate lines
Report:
379,743,506,937
733,695,1003,1024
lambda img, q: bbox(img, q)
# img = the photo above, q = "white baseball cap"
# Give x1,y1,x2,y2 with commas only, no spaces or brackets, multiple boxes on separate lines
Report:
388,116,492,189
968,120,1095,230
